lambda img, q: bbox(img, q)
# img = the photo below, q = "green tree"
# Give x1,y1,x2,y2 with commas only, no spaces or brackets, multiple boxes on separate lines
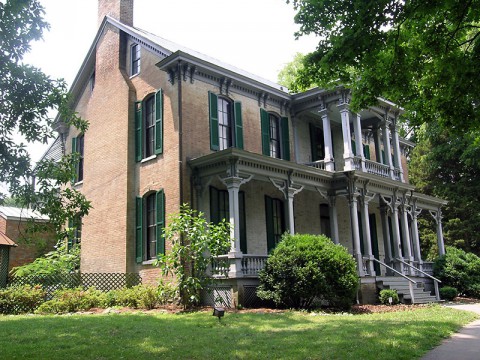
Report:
155,205,231,309
409,123,480,256
1,0,90,241
286,0,480,133
277,52,307,90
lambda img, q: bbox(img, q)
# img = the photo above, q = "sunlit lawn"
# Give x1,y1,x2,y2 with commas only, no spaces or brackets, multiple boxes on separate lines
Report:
0,305,477,360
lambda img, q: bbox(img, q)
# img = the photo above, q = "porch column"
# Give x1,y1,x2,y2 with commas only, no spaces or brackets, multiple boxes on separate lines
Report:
360,191,376,276
287,188,295,235
347,175,364,276
338,101,355,171
319,107,335,172
430,208,446,256
390,195,404,272
381,119,395,180
400,198,414,276
379,201,393,275
391,117,404,182
411,199,423,271
353,113,366,171
329,196,340,244
373,126,383,164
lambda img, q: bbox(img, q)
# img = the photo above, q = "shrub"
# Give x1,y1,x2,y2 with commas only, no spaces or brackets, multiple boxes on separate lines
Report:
439,286,458,301
0,285,46,314
379,289,399,305
257,233,358,311
434,246,480,297
35,287,106,314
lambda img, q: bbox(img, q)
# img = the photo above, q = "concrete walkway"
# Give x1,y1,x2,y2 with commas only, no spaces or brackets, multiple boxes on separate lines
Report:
421,304,480,360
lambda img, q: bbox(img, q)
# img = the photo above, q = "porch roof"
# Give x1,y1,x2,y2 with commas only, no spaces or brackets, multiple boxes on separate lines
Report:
0,232,17,247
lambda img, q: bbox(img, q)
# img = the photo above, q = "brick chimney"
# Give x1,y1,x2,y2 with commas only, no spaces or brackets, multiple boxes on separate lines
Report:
98,0,133,27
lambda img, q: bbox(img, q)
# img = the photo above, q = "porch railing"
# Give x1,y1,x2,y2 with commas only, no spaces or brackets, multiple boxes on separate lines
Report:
241,255,268,276
422,262,434,276
372,258,417,304
396,258,442,301
364,159,390,178
303,160,326,171
211,255,229,277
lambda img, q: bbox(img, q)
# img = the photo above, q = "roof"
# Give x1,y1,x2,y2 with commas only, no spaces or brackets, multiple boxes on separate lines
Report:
0,231,17,247
0,206,49,222
34,136,64,169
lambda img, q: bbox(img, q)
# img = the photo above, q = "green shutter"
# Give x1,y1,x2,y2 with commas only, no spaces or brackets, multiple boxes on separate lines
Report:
154,89,163,155
208,92,219,150
260,109,270,156
364,143,371,160
281,116,290,161
67,218,74,250
234,101,243,149
135,196,143,263
156,190,165,256
239,191,247,254
209,186,219,223
135,101,143,162
352,140,357,156
265,195,275,253
71,137,77,183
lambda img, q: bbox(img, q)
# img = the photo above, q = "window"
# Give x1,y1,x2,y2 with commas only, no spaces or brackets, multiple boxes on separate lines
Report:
208,92,243,151
320,204,331,238
68,215,82,250
309,124,325,162
135,89,163,161
71,134,84,183
260,109,290,160
131,43,140,76
265,195,285,252
136,190,165,263
210,186,247,253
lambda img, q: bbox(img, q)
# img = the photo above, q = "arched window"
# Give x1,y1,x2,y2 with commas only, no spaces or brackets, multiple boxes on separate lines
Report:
208,92,243,151
135,89,163,161
260,109,290,160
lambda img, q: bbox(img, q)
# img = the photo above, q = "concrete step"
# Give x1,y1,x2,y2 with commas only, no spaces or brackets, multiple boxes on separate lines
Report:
377,276,441,304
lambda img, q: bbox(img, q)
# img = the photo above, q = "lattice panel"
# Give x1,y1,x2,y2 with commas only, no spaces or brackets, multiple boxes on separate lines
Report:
202,285,233,308
0,247,9,288
243,285,275,308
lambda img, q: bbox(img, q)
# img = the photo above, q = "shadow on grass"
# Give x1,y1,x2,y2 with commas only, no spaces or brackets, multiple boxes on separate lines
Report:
0,306,477,360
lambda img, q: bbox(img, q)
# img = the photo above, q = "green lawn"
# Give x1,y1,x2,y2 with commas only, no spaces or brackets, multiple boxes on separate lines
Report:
0,305,477,360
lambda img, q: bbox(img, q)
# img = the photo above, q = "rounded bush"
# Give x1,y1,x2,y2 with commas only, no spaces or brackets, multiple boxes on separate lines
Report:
379,289,399,305
439,286,458,301
257,233,359,310
434,246,480,297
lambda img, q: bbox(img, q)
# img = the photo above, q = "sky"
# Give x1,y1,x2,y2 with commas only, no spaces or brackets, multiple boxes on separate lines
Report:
17,0,319,164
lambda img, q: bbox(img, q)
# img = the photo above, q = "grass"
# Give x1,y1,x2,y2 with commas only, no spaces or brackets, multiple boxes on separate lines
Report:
0,305,477,360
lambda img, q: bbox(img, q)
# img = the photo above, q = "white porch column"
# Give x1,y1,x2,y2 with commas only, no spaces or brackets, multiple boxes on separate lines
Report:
379,202,393,274
373,126,383,164
391,117,404,182
349,192,364,276
319,107,335,172
390,197,404,273
360,191,376,276
329,196,340,244
353,113,365,171
225,177,242,254
381,119,395,180
338,101,355,171
400,199,414,276
430,208,446,256
411,199,423,271
287,188,295,235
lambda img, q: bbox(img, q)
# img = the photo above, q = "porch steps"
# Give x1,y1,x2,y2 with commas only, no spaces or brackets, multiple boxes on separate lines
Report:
376,277,440,304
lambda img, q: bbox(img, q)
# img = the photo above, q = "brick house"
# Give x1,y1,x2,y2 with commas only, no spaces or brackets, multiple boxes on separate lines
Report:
0,206,55,286
43,0,447,305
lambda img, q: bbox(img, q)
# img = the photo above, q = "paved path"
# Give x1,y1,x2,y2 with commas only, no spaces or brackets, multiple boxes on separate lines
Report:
421,304,480,360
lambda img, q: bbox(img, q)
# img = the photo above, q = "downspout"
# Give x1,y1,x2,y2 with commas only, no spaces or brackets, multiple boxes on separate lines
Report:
177,60,184,207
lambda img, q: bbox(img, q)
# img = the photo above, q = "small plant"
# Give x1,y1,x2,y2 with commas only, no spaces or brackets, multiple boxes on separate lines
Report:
0,284,46,314
35,287,106,314
379,289,399,305
439,286,458,301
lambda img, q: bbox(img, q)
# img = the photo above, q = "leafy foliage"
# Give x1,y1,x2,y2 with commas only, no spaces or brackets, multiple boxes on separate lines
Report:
410,124,480,256
11,242,80,277
277,52,307,90
0,0,90,242
379,289,399,305
433,246,480,298
257,233,358,310
286,0,480,133
0,284,45,314
155,204,231,309
439,286,458,301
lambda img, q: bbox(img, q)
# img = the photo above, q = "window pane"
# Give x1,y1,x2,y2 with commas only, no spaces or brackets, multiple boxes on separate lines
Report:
146,194,157,260
269,114,280,158
145,97,155,157
218,98,232,150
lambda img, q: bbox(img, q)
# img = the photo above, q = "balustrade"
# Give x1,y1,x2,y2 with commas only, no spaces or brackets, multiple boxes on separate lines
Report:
210,254,268,278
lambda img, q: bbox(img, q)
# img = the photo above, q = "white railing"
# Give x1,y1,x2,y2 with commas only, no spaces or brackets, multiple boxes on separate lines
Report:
372,258,417,304
211,255,229,277
365,159,390,178
303,160,326,171
422,262,434,275
241,255,268,276
396,258,442,301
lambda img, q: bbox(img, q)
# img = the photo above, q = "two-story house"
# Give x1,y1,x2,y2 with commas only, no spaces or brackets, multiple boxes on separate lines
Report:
43,0,446,305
